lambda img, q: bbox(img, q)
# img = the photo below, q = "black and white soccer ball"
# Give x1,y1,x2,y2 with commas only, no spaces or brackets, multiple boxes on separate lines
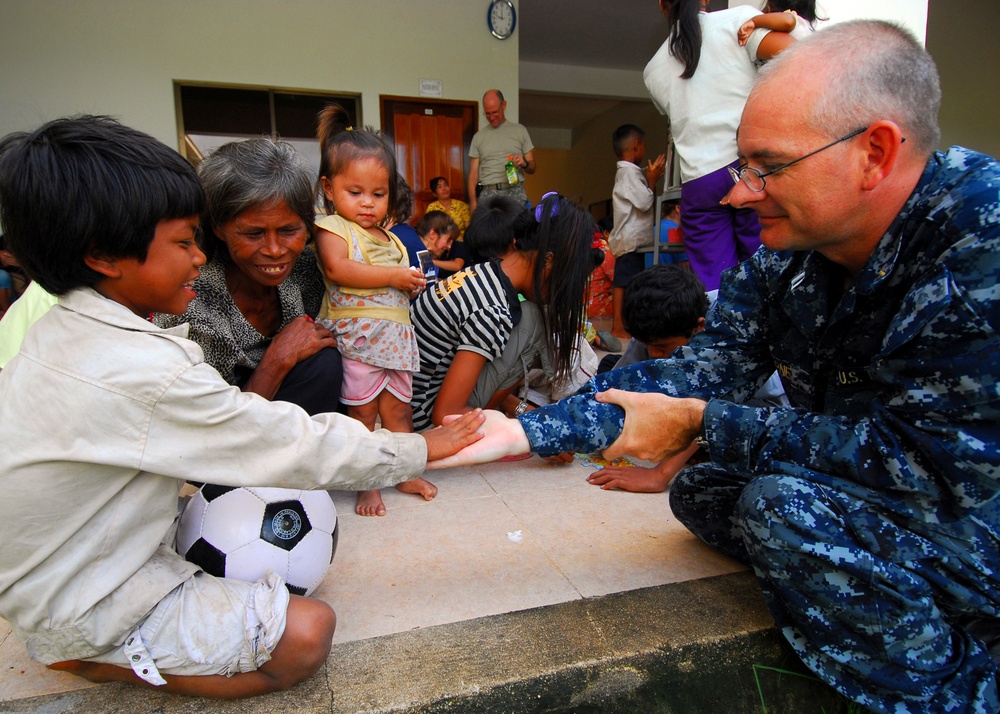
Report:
176,485,339,596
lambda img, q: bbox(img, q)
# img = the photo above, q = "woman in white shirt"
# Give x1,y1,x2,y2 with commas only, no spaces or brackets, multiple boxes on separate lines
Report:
643,0,793,291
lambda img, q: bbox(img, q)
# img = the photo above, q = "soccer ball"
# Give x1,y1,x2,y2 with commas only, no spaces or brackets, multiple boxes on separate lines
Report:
176,485,339,596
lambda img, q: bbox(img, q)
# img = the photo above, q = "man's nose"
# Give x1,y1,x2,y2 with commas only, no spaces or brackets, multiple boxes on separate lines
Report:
727,179,764,210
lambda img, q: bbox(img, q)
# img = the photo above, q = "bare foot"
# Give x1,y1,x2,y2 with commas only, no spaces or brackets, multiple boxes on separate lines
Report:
587,465,670,493
356,490,386,517
395,477,438,501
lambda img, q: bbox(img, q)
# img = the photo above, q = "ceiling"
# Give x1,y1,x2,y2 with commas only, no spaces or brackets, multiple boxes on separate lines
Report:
516,0,732,132
517,0,665,131
518,0,668,72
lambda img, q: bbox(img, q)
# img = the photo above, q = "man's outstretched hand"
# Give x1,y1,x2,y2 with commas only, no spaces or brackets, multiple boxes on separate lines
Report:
596,389,706,463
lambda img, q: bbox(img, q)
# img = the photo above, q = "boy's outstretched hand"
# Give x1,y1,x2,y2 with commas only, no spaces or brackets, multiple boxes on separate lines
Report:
586,441,699,492
425,409,530,469
646,153,667,188
421,409,486,462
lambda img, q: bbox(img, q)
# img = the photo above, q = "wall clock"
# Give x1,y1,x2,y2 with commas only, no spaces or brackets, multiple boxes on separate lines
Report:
488,0,516,40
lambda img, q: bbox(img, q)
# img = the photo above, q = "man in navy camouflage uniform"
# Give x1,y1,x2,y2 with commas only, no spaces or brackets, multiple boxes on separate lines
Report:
441,19,1000,714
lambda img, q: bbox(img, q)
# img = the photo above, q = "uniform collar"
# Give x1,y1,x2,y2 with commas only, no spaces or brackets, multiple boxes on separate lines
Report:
853,152,940,295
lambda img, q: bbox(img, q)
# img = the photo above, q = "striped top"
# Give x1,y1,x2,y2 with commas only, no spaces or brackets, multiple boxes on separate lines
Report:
410,260,519,431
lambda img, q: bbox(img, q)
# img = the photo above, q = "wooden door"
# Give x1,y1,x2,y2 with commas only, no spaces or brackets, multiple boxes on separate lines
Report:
380,96,478,222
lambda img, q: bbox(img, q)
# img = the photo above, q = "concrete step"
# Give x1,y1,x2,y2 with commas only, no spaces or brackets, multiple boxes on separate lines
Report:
0,572,853,713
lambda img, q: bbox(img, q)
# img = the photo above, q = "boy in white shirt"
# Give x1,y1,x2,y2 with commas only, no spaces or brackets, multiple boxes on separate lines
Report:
607,124,665,343
0,115,484,698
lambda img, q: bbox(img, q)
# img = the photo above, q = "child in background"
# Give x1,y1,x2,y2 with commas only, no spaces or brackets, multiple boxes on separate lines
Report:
410,194,602,431
608,124,666,343
387,177,426,267
463,192,521,264
0,262,12,317
589,265,786,492
434,220,466,281
0,115,484,697
738,1,820,62
762,0,824,29
0,234,27,298
587,215,616,324
650,199,689,269
414,210,456,282
315,104,436,518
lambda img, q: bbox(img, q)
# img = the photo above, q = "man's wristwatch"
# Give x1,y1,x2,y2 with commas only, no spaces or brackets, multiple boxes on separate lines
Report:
513,400,529,417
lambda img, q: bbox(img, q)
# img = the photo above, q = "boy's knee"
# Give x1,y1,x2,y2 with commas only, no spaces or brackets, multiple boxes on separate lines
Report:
299,602,336,674
290,597,336,659
268,598,336,688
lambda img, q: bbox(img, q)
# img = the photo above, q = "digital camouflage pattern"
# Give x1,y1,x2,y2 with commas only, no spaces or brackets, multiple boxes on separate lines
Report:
519,147,1000,713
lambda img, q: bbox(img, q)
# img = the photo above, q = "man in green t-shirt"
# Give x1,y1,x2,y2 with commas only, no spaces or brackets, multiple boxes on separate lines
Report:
468,89,535,210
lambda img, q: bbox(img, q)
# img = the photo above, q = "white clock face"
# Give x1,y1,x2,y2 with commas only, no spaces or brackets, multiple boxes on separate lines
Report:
489,1,515,40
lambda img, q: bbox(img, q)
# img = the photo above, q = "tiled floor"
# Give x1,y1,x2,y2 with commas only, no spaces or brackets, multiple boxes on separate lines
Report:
0,327,747,703
0,454,746,703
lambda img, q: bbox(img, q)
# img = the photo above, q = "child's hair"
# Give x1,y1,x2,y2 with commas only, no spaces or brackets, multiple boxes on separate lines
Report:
623,265,709,345
763,0,825,25
429,176,447,193
0,115,203,295
612,124,645,159
416,210,453,239
464,192,522,263
198,137,316,262
391,176,415,226
317,102,398,217
660,198,681,216
511,193,603,381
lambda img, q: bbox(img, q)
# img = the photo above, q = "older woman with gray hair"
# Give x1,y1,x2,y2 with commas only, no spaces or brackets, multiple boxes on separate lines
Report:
157,138,342,413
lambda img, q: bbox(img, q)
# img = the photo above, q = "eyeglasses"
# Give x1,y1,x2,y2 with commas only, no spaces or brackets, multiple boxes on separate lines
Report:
728,126,869,192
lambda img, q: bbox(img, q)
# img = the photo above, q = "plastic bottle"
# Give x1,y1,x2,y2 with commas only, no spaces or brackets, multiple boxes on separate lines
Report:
505,155,519,186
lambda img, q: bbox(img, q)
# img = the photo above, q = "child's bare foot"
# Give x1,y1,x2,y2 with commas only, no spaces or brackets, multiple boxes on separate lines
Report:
356,489,386,517
395,477,438,501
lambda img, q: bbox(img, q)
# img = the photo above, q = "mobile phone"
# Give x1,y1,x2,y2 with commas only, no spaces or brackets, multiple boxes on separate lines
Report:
417,250,437,281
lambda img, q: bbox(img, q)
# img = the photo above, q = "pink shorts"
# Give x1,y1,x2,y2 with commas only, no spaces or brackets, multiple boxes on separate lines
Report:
340,356,413,406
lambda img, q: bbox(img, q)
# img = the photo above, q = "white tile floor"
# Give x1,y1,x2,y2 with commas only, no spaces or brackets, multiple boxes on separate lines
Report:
0,454,745,703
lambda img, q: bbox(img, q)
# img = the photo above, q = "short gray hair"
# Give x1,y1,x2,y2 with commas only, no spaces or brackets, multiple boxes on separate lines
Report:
755,20,941,154
198,137,316,260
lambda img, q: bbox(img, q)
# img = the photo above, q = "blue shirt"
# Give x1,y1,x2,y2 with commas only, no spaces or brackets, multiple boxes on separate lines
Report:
391,223,425,269
521,146,1000,530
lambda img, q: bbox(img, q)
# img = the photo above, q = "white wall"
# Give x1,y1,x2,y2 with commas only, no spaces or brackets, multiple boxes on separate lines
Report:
0,0,521,147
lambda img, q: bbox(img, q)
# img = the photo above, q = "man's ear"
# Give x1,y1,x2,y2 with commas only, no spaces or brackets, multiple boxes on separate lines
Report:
83,253,122,279
860,121,904,191
693,316,706,334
